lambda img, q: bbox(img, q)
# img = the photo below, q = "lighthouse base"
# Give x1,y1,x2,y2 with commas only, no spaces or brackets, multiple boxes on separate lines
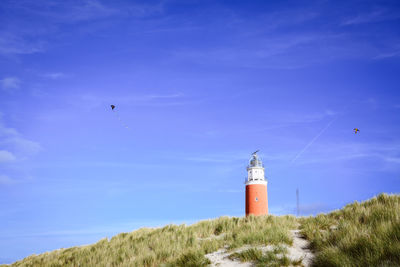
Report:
245,184,268,216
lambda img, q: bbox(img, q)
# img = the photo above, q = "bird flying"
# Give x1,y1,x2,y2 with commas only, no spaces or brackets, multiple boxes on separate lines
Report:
353,128,360,134
111,105,115,110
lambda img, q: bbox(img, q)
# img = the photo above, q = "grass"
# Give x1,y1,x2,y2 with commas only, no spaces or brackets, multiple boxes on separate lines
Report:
2,194,399,266
300,193,400,267
228,246,303,267
2,215,297,267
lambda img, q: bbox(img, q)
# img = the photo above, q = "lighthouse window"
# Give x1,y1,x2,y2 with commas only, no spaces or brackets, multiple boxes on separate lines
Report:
255,197,258,202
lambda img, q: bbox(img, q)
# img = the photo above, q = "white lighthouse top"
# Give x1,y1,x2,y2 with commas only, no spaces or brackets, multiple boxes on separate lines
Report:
248,152,263,168
246,151,267,185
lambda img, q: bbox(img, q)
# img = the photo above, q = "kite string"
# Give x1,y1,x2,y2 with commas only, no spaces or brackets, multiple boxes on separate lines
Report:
113,110,129,129
291,116,338,164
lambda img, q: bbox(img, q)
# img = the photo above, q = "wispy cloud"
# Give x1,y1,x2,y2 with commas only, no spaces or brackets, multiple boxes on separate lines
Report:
374,50,400,60
181,151,248,164
2,137,42,156
0,150,16,163
145,93,184,99
171,32,372,69
0,77,21,92
341,8,400,26
0,175,17,185
76,92,189,111
364,97,378,109
216,189,243,193
293,141,400,170
0,35,45,56
342,10,384,25
0,117,42,159
0,117,40,186
270,110,337,124
171,33,324,69
254,9,319,31
11,0,119,23
0,0,120,57
40,72,68,79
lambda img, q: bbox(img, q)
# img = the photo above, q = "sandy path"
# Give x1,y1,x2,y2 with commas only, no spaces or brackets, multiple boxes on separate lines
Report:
205,230,314,266
287,230,314,266
205,247,252,267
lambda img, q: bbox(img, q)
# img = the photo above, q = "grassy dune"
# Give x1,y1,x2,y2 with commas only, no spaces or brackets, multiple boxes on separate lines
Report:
300,193,400,267
1,194,399,267
3,216,297,267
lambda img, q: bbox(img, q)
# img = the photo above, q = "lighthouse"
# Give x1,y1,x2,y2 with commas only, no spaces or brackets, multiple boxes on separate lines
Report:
245,151,268,216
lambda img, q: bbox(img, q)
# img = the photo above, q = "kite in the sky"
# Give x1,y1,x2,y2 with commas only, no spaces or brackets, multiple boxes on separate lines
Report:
110,104,129,129
353,128,360,134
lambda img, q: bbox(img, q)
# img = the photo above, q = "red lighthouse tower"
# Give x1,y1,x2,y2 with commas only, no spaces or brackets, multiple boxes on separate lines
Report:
245,151,268,216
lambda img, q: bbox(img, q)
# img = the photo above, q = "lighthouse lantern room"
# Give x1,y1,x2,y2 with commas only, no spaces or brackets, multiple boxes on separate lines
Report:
245,151,268,216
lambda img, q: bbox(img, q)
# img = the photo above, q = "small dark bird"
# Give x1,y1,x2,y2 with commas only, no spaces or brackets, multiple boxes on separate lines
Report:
353,128,360,134
111,105,115,110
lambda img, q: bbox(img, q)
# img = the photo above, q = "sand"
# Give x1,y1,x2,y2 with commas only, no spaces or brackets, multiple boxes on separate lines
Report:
205,229,314,266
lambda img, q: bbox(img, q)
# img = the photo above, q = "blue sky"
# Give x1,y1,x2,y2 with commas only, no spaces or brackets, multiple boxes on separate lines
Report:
1,0,400,263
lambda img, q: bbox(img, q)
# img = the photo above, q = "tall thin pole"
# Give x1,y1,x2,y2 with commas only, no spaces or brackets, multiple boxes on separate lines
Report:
296,188,300,216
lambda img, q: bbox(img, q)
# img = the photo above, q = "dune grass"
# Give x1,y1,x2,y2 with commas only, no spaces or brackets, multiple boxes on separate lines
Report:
300,193,400,267
2,194,399,266
3,215,297,267
228,246,303,267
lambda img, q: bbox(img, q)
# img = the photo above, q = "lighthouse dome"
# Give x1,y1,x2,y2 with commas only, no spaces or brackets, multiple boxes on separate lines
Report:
249,153,263,167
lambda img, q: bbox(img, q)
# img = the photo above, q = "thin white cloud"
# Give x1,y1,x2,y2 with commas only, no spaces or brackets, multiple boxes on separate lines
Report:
41,72,67,79
341,9,400,26
3,137,42,155
0,77,21,92
374,50,400,60
171,33,359,69
68,0,118,21
0,125,18,137
0,119,42,157
0,150,16,163
0,35,45,56
12,0,119,23
9,0,164,25
364,97,378,109
0,175,17,185
293,141,400,169
145,93,183,99
0,118,40,186
76,92,188,111
0,0,119,57
181,152,248,164
279,110,336,124
216,189,243,193
342,10,384,25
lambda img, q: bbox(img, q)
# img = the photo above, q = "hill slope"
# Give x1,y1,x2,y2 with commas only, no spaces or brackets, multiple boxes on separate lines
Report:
2,194,399,267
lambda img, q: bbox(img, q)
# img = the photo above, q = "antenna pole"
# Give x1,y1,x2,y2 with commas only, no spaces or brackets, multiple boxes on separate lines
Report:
296,188,300,216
